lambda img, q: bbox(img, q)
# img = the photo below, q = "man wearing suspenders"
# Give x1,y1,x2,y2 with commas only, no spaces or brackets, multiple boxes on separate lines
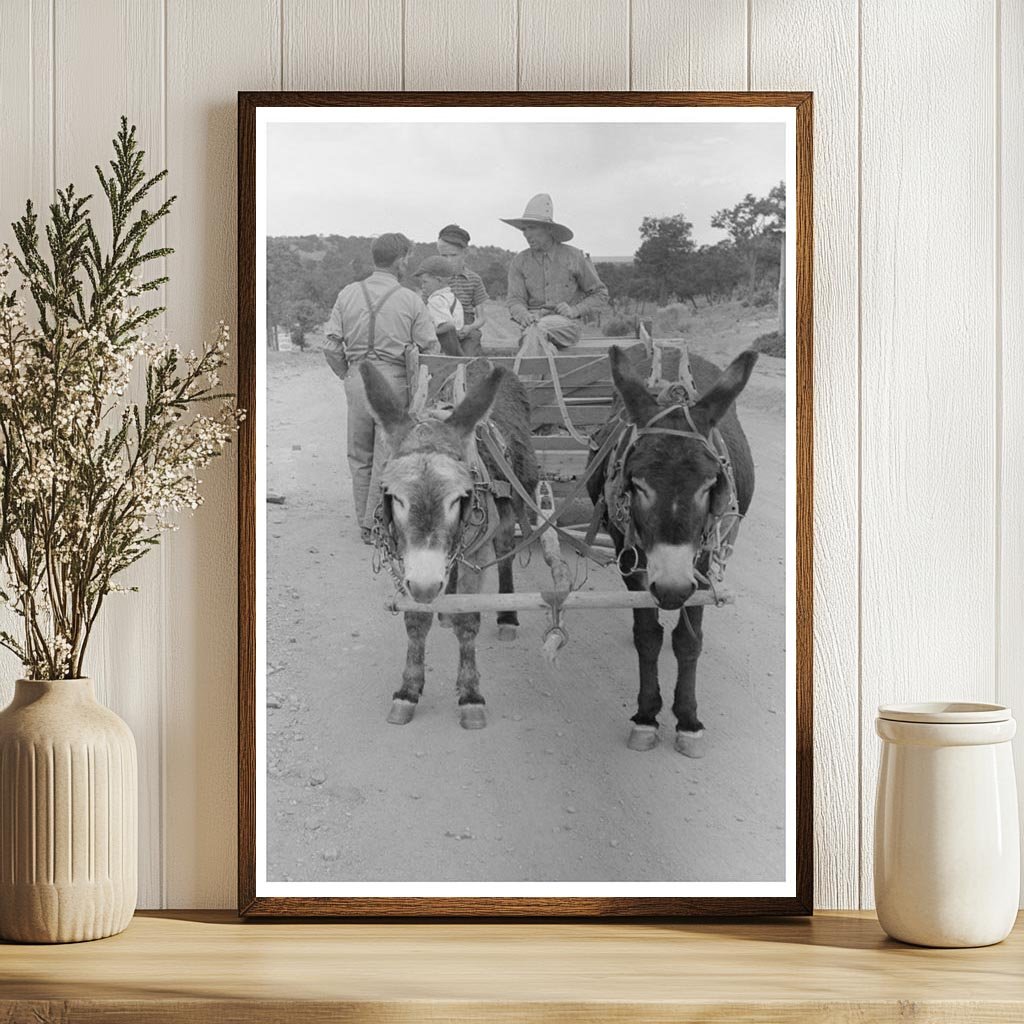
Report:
323,233,437,543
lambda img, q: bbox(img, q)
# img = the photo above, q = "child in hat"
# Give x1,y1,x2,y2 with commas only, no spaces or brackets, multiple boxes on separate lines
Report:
412,255,465,356
436,224,488,356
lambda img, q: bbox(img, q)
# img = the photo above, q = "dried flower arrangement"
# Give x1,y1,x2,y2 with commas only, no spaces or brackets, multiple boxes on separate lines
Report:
0,118,242,679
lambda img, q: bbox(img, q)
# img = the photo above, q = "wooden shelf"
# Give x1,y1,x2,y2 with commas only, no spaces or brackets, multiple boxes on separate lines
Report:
2,910,1023,1022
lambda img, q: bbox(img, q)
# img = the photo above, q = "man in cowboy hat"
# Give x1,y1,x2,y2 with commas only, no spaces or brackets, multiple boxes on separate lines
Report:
436,223,488,356
501,193,608,352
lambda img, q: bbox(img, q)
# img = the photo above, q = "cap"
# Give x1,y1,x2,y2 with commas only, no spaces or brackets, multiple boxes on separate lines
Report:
412,255,455,278
437,224,471,247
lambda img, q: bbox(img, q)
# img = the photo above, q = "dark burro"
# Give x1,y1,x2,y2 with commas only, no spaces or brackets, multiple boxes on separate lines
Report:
588,346,758,759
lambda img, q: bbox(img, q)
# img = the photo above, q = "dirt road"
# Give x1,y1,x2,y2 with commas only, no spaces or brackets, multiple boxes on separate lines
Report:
266,311,787,884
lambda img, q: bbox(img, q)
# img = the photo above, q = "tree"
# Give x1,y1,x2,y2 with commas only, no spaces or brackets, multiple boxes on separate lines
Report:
633,214,695,305
266,239,303,335
777,234,785,337
689,242,744,305
593,262,636,311
284,296,323,350
710,182,785,297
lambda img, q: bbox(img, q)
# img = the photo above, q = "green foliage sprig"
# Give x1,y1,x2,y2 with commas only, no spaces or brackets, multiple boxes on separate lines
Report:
0,117,242,679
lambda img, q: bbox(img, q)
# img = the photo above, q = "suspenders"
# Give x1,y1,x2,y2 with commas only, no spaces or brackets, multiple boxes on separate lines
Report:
357,281,403,361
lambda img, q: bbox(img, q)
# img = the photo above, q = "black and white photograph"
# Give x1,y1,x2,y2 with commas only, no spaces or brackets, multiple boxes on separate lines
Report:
244,98,807,912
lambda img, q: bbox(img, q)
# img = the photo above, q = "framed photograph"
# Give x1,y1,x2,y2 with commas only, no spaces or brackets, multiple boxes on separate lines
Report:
238,91,812,916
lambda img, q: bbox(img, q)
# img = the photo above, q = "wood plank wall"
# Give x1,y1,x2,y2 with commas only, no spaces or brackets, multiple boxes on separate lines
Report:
0,0,1016,910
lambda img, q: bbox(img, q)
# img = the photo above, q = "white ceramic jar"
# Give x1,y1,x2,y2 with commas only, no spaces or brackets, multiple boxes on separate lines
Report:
874,702,1019,947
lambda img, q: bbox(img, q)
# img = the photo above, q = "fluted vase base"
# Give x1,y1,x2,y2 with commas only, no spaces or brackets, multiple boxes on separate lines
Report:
0,678,138,944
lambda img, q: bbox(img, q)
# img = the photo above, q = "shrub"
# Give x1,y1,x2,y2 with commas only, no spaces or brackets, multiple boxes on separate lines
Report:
752,331,786,358
652,303,692,337
601,316,634,338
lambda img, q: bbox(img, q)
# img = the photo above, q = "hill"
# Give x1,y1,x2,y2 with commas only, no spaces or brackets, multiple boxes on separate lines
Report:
266,234,518,346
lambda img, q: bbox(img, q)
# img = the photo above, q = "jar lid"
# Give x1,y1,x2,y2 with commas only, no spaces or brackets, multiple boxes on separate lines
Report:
877,702,1011,724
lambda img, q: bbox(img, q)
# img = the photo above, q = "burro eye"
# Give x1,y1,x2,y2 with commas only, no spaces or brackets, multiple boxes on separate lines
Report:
631,478,653,500
447,494,463,512
390,494,407,510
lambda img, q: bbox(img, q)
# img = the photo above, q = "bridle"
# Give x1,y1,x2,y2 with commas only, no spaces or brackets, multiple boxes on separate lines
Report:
606,402,742,598
370,438,501,598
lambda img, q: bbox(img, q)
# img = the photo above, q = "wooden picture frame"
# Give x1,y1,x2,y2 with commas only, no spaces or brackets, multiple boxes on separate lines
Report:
238,91,813,917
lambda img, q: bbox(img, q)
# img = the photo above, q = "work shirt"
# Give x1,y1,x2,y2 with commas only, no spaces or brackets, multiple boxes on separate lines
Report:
506,243,609,322
426,286,465,332
324,270,437,366
449,267,488,321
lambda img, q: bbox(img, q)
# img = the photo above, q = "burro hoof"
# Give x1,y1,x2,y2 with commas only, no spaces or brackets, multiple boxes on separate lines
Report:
497,624,517,642
459,704,487,730
675,729,706,758
386,698,417,725
627,724,659,751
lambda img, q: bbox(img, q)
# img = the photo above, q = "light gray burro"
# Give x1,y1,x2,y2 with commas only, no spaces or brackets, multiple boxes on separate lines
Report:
361,359,539,731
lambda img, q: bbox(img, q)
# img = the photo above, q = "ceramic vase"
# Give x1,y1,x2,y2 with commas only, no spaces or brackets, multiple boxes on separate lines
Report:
0,678,137,943
874,702,1019,947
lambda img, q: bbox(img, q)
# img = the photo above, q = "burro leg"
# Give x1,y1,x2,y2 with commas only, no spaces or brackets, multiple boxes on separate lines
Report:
453,557,488,729
671,605,706,757
387,610,433,725
624,569,664,751
495,499,519,641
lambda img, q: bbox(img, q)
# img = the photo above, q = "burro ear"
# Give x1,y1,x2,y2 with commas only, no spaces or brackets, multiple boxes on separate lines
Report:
447,367,503,437
609,346,658,425
360,361,410,438
692,349,759,427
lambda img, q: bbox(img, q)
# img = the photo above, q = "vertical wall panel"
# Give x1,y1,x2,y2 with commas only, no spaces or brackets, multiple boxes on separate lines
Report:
1000,0,1024,904
284,0,402,90
405,0,516,89
164,0,280,908
631,0,746,90
860,0,997,908
519,0,629,90
0,0,52,229
0,1,54,698
51,0,166,909
751,0,860,910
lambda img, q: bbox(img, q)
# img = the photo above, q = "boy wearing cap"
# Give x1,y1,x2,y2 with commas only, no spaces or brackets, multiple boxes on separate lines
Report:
413,255,465,356
436,223,488,356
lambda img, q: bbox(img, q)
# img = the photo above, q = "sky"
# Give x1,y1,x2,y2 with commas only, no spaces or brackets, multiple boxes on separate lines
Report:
266,120,786,257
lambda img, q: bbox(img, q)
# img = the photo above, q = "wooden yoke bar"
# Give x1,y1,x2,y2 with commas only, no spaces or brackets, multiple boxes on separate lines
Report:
384,588,734,614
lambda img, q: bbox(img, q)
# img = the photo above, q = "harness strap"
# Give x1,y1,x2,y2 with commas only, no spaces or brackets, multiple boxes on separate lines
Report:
456,486,503,562
455,444,503,560
636,404,721,460
540,340,591,446
358,281,403,360
511,334,591,446
467,420,623,571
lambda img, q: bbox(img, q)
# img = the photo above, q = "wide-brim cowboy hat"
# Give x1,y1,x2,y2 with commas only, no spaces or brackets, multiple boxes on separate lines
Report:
500,193,574,243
